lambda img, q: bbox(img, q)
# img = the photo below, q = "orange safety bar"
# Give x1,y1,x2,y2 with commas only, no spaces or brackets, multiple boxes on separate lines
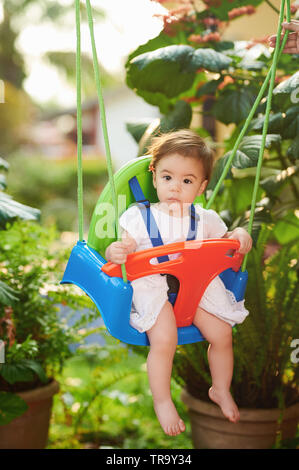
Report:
102,239,243,327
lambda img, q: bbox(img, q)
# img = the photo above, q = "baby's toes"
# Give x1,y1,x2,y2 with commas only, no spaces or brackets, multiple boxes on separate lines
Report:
173,423,180,435
179,419,186,432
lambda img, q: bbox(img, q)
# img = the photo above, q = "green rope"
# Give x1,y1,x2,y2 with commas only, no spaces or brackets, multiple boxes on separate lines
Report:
207,0,290,271
242,0,290,270
84,0,127,282
76,0,84,242
206,1,290,211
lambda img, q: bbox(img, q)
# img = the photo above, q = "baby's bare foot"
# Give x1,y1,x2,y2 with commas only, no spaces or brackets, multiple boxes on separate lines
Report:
154,399,186,436
208,387,240,423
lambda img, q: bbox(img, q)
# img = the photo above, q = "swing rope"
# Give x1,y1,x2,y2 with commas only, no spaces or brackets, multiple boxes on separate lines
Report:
75,0,84,242
76,0,128,282
206,0,290,271
75,0,290,279
242,0,290,270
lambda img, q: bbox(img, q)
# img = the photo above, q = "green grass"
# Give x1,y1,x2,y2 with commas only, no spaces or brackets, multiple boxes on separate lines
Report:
47,343,194,449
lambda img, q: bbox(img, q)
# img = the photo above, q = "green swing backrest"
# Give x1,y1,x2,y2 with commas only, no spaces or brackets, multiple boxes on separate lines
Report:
87,155,206,258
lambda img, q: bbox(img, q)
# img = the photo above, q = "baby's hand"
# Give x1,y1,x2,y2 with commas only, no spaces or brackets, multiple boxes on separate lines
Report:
268,20,299,54
227,228,252,255
105,234,136,264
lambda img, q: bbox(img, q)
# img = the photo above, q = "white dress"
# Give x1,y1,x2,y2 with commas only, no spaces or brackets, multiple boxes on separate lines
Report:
119,203,249,333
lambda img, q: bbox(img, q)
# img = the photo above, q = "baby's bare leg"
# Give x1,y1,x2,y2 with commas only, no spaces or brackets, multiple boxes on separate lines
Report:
146,301,185,436
193,307,240,423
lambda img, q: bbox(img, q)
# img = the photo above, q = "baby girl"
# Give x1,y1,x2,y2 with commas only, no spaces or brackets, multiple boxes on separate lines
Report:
105,129,252,436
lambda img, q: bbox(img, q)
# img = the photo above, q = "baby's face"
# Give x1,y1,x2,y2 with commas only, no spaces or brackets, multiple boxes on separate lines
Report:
152,153,208,209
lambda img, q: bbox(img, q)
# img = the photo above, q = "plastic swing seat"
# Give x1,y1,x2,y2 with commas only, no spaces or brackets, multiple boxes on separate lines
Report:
61,156,248,346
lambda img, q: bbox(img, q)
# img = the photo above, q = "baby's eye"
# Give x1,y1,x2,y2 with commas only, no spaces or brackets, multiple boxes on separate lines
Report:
183,178,192,184
163,175,171,181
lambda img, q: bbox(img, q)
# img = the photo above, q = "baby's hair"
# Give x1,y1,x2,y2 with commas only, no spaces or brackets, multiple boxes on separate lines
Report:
147,129,214,182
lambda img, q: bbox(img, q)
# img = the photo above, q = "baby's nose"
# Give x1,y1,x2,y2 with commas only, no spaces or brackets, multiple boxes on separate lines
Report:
171,180,180,191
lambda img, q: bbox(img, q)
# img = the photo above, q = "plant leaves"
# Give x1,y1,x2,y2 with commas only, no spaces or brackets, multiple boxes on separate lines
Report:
126,31,174,65
0,392,28,425
207,153,233,190
212,87,257,124
232,206,272,246
126,120,153,144
250,112,284,134
250,106,299,139
0,363,35,384
260,165,299,196
126,45,231,110
0,174,6,191
137,100,192,156
0,359,48,385
208,135,281,190
283,106,299,139
272,71,299,110
0,157,9,171
230,134,281,169
0,192,40,228
0,280,19,306
287,135,299,161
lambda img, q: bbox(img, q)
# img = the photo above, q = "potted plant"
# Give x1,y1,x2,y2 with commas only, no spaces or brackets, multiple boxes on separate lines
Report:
124,0,299,448
176,225,299,449
0,158,96,449
0,219,99,449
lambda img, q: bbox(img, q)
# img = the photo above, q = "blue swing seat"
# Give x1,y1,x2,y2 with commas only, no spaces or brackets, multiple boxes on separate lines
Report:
61,240,205,345
61,156,248,346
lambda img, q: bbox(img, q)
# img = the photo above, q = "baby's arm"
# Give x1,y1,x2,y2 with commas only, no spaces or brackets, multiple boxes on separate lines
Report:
222,227,252,254
105,231,137,264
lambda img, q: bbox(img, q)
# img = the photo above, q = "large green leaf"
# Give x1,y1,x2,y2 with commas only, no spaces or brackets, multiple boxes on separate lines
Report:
191,48,232,72
208,134,281,190
250,112,284,135
126,120,153,144
0,280,19,306
212,87,257,124
0,360,48,385
260,164,299,196
272,71,299,110
225,134,281,169
126,31,175,65
195,78,222,98
283,106,299,139
250,106,299,139
0,363,35,384
137,100,192,156
0,392,28,425
160,100,192,132
126,45,231,110
0,174,6,191
0,157,9,171
231,134,281,168
0,192,40,228
287,135,299,161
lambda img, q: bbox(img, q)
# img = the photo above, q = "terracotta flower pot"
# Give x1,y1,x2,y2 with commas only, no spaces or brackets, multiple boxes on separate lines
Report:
181,388,299,449
0,379,59,449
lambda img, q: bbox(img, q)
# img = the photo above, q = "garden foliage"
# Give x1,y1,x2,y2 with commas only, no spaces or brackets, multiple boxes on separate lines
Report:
126,0,299,409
